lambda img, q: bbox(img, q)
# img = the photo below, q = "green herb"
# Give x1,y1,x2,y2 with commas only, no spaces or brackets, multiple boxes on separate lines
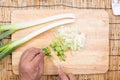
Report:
50,37,66,61
42,47,51,56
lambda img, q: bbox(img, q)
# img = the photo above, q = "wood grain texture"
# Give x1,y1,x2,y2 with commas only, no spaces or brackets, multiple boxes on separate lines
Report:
1,0,120,80
11,9,109,75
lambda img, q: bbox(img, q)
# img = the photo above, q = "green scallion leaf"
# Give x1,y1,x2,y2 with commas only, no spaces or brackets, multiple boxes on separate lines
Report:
42,47,51,56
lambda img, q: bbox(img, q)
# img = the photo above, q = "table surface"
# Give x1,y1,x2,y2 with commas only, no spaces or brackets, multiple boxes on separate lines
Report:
0,0,120,80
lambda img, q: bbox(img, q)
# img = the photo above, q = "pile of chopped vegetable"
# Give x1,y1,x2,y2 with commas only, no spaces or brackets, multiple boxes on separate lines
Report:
50,26,86,61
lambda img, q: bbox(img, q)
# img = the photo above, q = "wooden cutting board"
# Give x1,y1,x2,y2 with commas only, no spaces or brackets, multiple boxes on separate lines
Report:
12,9,109,75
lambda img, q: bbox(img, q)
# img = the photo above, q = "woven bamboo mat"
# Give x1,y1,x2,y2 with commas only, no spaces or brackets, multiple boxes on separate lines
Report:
0,0,120,80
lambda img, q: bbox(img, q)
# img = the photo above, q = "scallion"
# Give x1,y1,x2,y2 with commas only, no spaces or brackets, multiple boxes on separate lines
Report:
42,47,51,56
50,26,86,61
0,19,75,59
0,13,75,40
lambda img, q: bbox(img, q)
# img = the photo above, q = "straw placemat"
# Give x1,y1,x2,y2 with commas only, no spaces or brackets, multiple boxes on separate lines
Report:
0,0,120,80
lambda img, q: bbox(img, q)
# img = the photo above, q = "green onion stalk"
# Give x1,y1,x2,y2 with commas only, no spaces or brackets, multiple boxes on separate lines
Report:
0,19,75,59
0,13,75,40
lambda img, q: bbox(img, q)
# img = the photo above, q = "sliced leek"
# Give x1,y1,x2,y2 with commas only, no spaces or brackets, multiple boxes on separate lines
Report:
50,26,86,61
